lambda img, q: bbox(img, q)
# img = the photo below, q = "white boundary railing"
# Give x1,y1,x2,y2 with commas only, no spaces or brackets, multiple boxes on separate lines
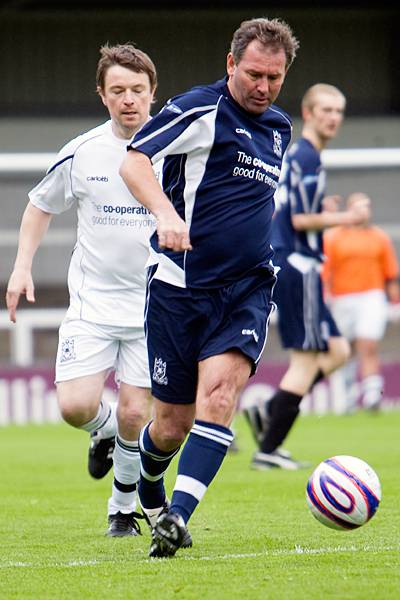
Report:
0,309,65,366
322,147,400,169
1,148,400,174
0,153,55,174
1,305,397,368
1,149,400,251
0,309,274,367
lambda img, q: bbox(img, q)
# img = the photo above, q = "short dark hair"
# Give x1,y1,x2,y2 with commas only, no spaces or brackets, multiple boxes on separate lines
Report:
96,43,157,93
230,17,299,70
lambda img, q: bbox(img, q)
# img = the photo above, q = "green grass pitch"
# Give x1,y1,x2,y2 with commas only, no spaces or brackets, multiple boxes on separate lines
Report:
0,411,399,599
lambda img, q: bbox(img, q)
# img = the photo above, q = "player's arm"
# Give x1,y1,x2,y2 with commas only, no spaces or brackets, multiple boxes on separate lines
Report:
292,196,369,231
386,276,400,322
6,202,53,322
381,233,400,304
321,230,335,300
386,278,400,304
120,149,192,252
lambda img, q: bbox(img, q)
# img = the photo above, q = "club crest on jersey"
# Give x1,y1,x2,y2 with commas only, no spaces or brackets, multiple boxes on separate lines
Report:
60,338,76,363
272,130,282,158
152,357,168,385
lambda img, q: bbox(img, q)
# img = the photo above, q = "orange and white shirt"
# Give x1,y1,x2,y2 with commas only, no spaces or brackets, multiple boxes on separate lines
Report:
323,225,399,296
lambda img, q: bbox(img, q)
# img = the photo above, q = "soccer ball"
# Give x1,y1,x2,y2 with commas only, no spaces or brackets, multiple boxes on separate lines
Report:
306,455,381,530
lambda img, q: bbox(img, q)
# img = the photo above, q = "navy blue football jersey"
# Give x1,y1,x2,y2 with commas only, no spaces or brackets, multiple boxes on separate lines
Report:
128,77,292,288
272,137,326,260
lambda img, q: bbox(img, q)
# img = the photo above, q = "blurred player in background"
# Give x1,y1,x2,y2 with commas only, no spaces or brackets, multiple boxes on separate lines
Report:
6,44,158,537
244,83,369,470
120,17,300,557
323,192,400,411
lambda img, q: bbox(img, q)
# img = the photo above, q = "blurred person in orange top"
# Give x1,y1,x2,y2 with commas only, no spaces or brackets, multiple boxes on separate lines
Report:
323,192,400,411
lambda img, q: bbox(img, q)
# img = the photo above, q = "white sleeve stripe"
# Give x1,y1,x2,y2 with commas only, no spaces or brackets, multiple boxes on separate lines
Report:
174,474,207,501
192,423,233,442
191,428,232,447
130,104,218,149
140,466,165,482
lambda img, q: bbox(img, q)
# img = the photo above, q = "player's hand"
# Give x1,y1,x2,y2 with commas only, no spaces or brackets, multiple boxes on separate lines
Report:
156,210,192,252
322,195,342,213
387,302,400,323
5,268,35,323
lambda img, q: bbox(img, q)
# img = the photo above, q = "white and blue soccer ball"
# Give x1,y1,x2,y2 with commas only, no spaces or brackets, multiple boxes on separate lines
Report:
306,455,381,531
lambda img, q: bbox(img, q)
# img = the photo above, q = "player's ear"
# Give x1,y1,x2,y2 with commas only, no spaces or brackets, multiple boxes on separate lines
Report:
301,105,311,121
226,52,235,76
97,86,107,107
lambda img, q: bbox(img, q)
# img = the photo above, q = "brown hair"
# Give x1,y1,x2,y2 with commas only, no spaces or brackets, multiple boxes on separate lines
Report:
230,17,299,70
96,43,157,93
302,83,346,111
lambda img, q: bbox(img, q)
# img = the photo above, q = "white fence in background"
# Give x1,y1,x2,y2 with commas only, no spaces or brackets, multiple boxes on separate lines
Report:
1,148,400,251
0,309,119,426
1,147,400,175
0,308,65,366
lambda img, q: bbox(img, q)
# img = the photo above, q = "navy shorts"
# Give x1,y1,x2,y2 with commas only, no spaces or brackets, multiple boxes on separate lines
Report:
273,250,340,351
145,268,276,404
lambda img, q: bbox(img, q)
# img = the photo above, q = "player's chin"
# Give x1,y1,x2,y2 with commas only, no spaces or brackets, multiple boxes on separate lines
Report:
121,114,139,126
325,127,339,138
247,102,270,115
248,99,270,114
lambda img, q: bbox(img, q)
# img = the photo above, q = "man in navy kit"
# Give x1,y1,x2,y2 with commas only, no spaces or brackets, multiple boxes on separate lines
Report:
120,17,299,557
245,84,370,470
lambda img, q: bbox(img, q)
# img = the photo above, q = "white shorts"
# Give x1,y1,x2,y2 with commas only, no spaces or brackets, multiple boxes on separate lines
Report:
330,289,388,341
55,319,151,387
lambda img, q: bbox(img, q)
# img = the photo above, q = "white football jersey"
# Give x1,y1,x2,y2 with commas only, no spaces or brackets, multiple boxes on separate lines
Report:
29,120,158,326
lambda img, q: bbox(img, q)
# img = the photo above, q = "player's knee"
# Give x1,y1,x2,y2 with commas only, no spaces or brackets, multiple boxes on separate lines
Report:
58,399,91,427
338,339,351,366
57,391,97,428
117,403,149,432
155,414,192,446
358,340,378,359
160,423,190,446
330,337,351,369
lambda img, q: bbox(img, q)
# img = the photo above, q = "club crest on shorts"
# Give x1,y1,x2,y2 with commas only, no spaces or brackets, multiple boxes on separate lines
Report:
60,338,76,363
273,130,282,158
152,357,168,385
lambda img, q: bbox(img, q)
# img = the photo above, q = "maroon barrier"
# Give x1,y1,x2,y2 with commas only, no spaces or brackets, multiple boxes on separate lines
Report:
0,362,399,425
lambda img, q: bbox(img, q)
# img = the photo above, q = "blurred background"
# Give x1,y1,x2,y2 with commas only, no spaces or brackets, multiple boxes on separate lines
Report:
0,0,399,421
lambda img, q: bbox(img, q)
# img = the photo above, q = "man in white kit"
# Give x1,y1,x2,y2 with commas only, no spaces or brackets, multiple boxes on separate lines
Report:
6,44,158,537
